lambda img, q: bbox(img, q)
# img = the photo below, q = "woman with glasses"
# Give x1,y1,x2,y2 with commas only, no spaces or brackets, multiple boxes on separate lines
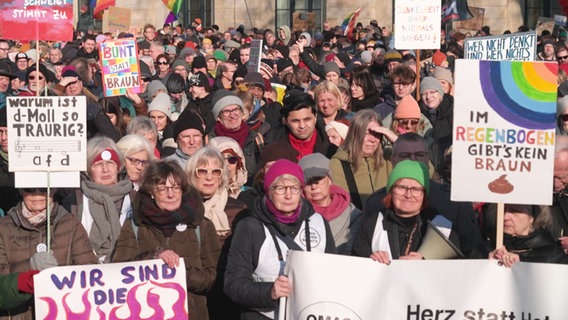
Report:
349,65,382,112
116,134,156,190
352,160,459,263
224,159,335,320
208,137,249,199
63,137,134,263
153,53,171,82
113,160,220,320
330,109,393,210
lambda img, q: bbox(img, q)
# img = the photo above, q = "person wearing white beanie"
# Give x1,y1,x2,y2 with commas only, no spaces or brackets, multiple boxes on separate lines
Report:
148,92,175,151
325,121,349,147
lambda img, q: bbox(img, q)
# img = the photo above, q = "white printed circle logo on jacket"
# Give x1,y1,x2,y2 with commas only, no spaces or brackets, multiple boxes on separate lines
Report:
299,228,321,248
298,301,362,320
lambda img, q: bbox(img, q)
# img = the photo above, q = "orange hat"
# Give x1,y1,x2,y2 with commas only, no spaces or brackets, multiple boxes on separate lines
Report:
194,18,202,25
431,50,446,66
395,96,420,119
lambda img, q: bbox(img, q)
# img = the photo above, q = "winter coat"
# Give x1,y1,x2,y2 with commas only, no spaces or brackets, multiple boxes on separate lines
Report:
504,228,568,264
329,147,392,209
187,93,215,133
0,203,98,319
419,94,454,169
0,273,32,310
264,123,337,159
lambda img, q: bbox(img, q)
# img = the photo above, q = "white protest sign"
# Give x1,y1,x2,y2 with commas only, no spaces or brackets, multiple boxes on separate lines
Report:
394,0,441,49
34,259,188,319
7,96,87,172
283,251,566,320
464,31,537,61
451,60,556,205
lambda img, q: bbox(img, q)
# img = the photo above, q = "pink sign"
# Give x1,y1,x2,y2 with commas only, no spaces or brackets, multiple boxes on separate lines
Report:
0,0,74,41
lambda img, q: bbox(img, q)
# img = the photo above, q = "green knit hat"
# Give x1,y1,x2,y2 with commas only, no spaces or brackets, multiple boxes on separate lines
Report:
387,160,430,195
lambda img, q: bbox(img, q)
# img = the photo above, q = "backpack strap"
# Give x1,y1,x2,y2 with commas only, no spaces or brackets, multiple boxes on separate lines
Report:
341,160,363,210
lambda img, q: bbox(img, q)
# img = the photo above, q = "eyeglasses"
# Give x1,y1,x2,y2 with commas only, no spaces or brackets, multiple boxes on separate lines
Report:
397,119,419,126
0,47,9,51
126,156,150,167
393,82,413,87
562,114,568,122
142,77,152,82
155,184,182,195
272,185,302,195
558,55,568,60
225,156,239,164
221,107,242,117
392,184,424,197
23,188,48,193
28,75,44,81
157,61,169,65
195,168,223,178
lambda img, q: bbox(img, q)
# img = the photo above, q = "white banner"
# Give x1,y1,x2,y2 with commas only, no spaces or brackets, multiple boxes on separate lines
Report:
394,0,441,49
7,96,87,172
34,259,188,319
464,31,537,61
283,251,565,320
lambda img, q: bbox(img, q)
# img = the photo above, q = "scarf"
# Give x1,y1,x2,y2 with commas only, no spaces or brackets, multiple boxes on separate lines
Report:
81,177,132,262
137,191,197,238
214,120,250,148
203,189,231,237
311,184,351,221
288,130,317,160
265,196,301,224
21,202,55,226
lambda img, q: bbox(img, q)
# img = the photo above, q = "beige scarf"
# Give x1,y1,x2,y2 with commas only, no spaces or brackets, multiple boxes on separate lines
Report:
203,188,231,237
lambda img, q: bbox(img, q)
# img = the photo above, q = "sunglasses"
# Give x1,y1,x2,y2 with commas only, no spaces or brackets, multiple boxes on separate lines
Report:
28,75,44,80
558,55,568,60
23,188,48,193
561,114,568,121
142,77,152,82
195,168,223,178
157,61,169,65
225,156,239,164
398,119,419,126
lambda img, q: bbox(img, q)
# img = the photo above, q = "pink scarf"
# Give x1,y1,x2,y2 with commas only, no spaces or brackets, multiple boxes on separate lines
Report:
311,184,351,221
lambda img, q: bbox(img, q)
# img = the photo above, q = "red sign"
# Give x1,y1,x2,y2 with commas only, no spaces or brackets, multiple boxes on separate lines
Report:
0,0,74,41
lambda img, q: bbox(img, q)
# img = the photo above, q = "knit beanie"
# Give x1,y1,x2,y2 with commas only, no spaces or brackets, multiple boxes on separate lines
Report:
323,62,340,77
360,51,373,65
384,50,403,64
148,92,172,120
387,159,430,195
431,50,447,66
394,95,420,119
276,58,294,73
26,63,55,83
213,49,228,62
188,72,211,90
61,65,82,80
420,77,444,96
147,80,167,99
433,66,453,86
274,44,290,58
325,53,336,62
166,73,186,94
325,121,349,140
179,47,196,57
212,89,244,120
244,72,265,90
174,109,205,141
171,59,189,72
263,159,305,193
260,59,275,79
261,141,299,165
202,38,212,45
192,56,207,69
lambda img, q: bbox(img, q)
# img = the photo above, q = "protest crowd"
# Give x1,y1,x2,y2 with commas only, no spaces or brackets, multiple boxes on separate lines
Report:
1,13,568,319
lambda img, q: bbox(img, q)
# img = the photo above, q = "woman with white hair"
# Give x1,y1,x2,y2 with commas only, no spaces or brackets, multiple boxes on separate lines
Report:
116,134,156,190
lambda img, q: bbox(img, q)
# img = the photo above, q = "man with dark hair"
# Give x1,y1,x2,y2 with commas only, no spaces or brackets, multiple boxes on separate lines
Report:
264,90,335,159
76,34,99,60
352,133,483,257
187,72,215,132
374,64,416,119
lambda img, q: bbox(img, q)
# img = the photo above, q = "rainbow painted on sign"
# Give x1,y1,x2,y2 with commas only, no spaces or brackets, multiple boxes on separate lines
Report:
479,61,557,130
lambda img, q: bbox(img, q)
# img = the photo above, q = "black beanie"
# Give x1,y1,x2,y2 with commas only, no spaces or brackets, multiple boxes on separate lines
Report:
166,73,186,94
192,56,207,70
274,44,290,58
26,63,55,83
174,109,205,141
234,64,248,80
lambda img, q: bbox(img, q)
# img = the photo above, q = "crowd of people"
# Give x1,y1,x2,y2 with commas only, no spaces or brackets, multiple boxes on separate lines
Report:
0,17,567,319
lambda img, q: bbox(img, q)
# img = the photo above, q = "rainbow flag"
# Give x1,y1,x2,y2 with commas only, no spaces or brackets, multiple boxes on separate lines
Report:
341,8,362,40
93,0,115,18
163,0,184,16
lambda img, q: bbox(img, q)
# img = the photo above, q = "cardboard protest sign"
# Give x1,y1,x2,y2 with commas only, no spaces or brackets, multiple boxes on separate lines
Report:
99,38,141,97
536,17,555,36
282,251,567,320
394,0,441,49
247,39,263,73
6,96,87,172
102,7,131,34
0,0,73,41
451,60,556,205
292,12,316,32
464,31,537,61
35,259,188,319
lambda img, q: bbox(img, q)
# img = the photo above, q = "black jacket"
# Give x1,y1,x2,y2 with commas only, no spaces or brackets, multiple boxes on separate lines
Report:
264,122,337,159
420,94,454,169
187,93,215,133
504,229,568,264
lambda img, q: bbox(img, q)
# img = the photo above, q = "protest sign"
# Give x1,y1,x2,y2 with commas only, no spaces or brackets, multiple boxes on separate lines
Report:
555,14,567,27
7,96,87,173
292,12,316,32
451,60,556,205
0,0,73,41
464,31,537,61
282,251,566,320
99,38,141,97
35,259,188,319
102,7,131,34
536,17,555,36
394,0,441,49
247,39,263,73
453,6,484,32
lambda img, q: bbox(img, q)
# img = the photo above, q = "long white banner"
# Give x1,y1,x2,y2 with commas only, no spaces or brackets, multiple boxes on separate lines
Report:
283,251,564,319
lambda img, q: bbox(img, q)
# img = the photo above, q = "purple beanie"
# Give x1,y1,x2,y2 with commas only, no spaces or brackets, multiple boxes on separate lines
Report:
263,159,305,193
